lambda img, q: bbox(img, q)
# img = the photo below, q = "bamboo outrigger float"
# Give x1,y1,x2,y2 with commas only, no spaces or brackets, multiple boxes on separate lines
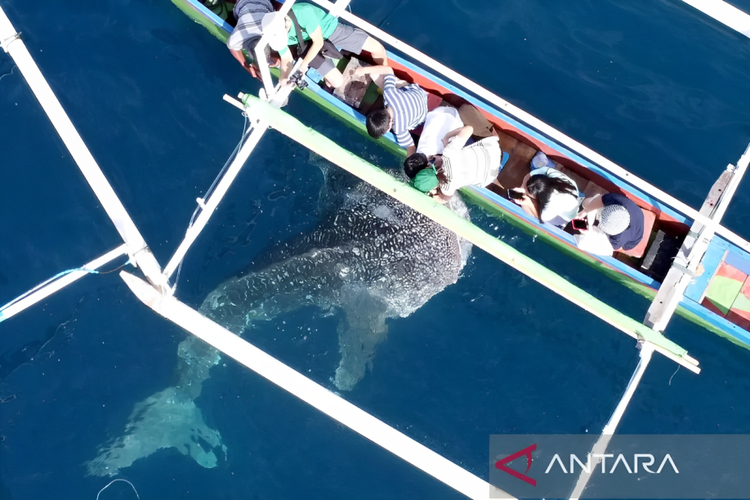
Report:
2,0,750,497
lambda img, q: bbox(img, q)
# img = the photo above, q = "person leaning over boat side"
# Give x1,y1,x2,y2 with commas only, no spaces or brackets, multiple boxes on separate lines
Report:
415,105,464,157
509,156,580,227
261,3,387,89
408,125,502,202
357,65,428,156
226,0,276,80
574,193,644,255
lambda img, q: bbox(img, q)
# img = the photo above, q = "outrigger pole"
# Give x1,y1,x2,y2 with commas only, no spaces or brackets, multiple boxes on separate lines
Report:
681,0,750,38
568,146,749,498
0,7,169,295
227,93,701,374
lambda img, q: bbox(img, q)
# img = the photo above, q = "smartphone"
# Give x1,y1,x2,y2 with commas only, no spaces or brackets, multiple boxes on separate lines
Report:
507,189,525,201
572,218,588,230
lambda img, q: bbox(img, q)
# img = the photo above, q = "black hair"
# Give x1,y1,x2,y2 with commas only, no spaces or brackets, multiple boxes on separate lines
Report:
526,175,577,224
242,36,271,62
366,108,391,138
403,153,429,179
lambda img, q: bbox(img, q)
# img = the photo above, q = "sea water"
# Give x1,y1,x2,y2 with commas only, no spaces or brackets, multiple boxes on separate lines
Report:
1,0,750,498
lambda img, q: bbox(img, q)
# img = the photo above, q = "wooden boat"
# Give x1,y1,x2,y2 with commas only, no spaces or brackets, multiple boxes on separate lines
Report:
173,0,750,350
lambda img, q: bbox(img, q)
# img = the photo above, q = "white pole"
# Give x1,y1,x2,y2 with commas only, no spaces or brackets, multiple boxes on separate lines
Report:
681,0,750,38
0,244,128,323
0,7,169,293
307,0,750,254
568,344,655,500
646,143,750,332
161,115,268,280
254,0,296,99
120,271,514,500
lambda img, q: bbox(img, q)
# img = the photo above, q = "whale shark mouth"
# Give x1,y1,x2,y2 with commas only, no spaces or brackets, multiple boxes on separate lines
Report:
87,161,472,476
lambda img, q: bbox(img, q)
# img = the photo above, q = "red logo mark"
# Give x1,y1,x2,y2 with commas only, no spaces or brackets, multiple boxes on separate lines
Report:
495,443,537,486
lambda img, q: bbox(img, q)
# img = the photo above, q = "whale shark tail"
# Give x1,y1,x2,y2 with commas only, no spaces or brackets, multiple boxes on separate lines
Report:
86,385,227,476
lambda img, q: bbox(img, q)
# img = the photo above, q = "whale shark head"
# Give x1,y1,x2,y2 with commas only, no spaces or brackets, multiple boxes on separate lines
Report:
200,158,471,388
88,156,472,475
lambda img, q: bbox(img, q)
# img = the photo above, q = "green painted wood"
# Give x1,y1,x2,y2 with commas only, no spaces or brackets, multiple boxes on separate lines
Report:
246,95,697,367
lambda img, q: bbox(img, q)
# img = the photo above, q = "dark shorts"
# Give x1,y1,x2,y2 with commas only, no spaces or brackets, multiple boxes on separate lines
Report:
310,23,369,76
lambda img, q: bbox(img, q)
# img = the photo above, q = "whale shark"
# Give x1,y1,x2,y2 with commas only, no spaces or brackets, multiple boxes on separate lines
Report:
86,156,472,476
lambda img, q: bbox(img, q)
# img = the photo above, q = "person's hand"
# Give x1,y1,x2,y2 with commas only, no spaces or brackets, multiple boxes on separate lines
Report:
354,66,367,77
511,194,527,206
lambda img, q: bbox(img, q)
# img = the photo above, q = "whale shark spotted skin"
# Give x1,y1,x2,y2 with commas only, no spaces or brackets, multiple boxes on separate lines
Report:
87,159,471,476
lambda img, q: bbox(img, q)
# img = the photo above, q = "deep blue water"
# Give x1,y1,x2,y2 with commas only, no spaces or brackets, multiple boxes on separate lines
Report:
2,0,750,499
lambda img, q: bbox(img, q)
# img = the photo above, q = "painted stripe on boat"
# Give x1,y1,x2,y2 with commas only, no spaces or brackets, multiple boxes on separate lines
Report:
183,0,233,32
685,239,729,302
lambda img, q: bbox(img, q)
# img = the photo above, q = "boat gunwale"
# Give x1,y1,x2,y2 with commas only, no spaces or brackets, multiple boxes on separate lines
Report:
173,0,750,348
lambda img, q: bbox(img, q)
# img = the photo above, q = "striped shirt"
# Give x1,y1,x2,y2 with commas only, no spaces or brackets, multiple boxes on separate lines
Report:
227,0,273,50
382,74,428,148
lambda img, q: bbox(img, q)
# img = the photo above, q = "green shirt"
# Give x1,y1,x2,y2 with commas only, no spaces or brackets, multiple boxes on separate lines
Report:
280,3,339,54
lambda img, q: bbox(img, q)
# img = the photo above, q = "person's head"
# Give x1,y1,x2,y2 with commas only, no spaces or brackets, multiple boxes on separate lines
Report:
366,108,392,138
525,175,577,223
410,164,440,194
403,153,429,179
243,35,271,61
598,204,631,236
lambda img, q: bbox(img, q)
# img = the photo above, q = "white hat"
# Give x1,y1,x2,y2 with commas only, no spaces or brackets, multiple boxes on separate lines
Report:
261,12,288,52
599,204,630,235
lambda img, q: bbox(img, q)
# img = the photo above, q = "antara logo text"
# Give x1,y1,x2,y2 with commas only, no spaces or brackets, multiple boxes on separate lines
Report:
495,444,679,486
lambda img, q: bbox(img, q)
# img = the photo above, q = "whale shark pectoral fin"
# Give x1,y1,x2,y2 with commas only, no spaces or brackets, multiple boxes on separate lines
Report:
333,289,390,391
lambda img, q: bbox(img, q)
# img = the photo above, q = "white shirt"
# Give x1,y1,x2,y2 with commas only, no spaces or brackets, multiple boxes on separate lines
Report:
416,107,463,157
440,136,502,196
529,167,579,223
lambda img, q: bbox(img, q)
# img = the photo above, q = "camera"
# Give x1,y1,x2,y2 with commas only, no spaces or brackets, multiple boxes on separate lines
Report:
288,70,308,90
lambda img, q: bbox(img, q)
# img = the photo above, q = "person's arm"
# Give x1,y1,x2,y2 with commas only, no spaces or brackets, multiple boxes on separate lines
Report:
441,125,473,149
406,145,416,156
229,48,255,75
300,25,324,71
577,194,604,217
279,49,295,84
354,65,394,78
354,64,395,88
517,195,539,219
432,190,451,203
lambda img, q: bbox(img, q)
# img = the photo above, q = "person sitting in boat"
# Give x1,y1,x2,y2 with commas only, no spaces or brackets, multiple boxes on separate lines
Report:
415,105,464,157
226,0,277,80
573,193,644,255
509,152,580,227
260,3,387,89
408,125,502,202
357,65,428,156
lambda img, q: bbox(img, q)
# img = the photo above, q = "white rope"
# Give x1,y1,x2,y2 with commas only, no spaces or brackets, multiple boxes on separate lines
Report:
161,112,268,280
0,244,128,323
95,479,140,499
171,114,251,290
